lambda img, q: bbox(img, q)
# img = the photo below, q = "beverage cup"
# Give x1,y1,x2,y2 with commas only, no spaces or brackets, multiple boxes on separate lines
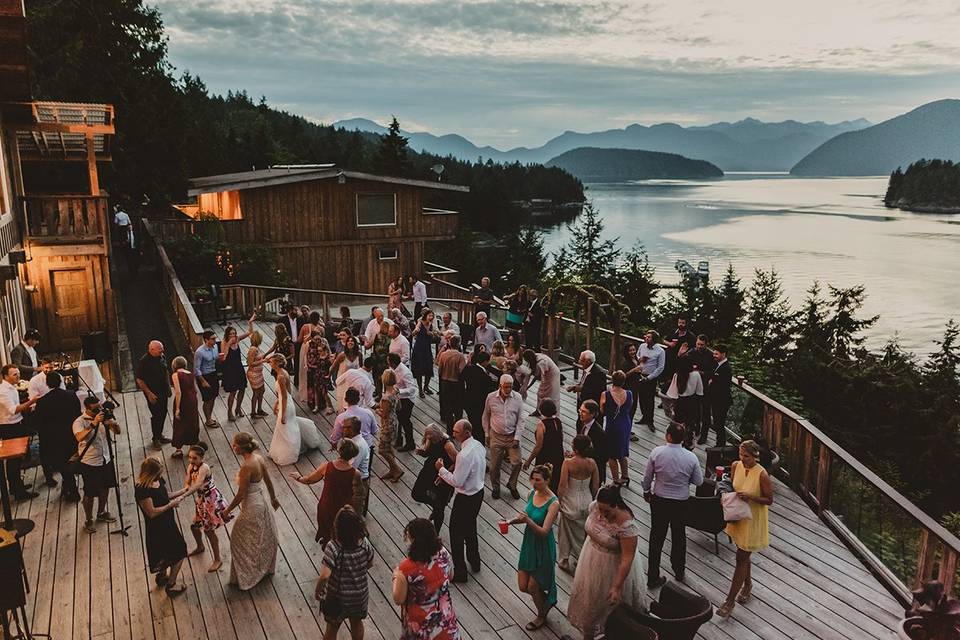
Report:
715,465,725,479
498,520,509,534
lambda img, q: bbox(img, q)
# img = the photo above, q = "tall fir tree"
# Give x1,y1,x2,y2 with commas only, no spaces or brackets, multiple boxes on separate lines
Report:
713,263,746,341
823,285,878,358
743,268,794,367
562,202,621,284
374,116,409,176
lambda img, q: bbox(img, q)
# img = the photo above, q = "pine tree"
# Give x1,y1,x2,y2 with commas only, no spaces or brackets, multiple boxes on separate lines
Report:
794,281,830,354
501,227,547,291
823,285,878,358
562,202,621,284
743,268,794,367
374,116,409,176
618,243,657,328
713,263,745,341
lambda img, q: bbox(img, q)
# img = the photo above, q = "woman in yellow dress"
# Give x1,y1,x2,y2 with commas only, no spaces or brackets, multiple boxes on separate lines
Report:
717,439,773,618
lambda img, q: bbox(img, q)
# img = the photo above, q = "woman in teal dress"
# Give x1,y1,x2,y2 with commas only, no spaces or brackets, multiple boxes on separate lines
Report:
509,464,560,631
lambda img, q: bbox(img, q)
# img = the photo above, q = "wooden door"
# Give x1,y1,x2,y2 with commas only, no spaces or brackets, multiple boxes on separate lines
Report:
50,268,91,349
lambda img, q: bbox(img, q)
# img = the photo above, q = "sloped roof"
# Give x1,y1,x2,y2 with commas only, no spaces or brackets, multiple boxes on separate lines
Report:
187,167,469,197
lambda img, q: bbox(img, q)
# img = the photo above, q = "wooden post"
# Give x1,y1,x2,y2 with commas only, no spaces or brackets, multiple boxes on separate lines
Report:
939,547,957,596
815,447,832,513
85,133,99,196
914,529,938,589
322,294,330,324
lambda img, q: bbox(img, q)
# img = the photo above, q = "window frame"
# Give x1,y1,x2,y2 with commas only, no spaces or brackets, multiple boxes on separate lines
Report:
356,192,398,228
377,247,399,261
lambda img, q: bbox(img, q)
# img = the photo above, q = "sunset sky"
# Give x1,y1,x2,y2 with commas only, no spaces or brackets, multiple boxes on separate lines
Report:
154,0,960,147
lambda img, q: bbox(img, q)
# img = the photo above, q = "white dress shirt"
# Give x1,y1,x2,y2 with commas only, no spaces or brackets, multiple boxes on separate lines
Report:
349,434,370,480
336,368,375,410
439,437,485,495
393,363,417,401
390,334,411,365
0,380,23,425
474,323,502,352
364,318,383,346
286,315,300,342
28,372,65,399
482,389,525,441
412,280,427,304
666,371,704,399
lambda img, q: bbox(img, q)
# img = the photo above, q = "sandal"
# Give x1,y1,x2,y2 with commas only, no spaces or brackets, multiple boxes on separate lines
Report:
736,583,752,604
154,572,169,587
171,450,183,458
165,583,187,596
524,616,547,631
716,601,735,618
389,471,405,484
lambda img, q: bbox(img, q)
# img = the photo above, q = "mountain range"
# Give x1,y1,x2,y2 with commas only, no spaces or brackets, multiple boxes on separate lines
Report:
547,148,723,182
333,116,871,172
790,99,960,176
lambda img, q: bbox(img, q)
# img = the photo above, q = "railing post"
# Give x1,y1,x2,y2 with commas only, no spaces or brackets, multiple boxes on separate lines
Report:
816,448,832,513
322,294,330,324
914,529,938,589
940,547,957,596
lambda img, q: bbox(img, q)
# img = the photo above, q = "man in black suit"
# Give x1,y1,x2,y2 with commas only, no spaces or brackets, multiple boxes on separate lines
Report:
280,304,307,385
9,328,41,380
459,351,497,446
577,400,607,484
567,349,607,411
523,289,545,352
680,334,714,442
34,372,82,501
701,343,733,446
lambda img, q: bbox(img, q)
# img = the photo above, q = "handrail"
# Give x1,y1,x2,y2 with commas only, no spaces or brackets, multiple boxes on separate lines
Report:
141,220,204,350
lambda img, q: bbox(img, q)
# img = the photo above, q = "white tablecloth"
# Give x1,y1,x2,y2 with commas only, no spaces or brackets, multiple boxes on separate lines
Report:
76,359,105,401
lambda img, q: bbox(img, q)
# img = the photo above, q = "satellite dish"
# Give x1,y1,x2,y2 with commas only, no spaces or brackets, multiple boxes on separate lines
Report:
431,164,445,181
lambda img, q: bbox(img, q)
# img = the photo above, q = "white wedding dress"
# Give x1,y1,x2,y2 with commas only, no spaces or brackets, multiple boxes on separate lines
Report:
269,377,323,465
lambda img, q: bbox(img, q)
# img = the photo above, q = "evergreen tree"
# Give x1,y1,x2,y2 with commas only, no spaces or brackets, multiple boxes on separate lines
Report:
617,243,657,328
501,227,547,291
713,263,746,341
743,268,794,367
374,116,409,176
794,281,830,354
823,285,878,358
562,202,621,284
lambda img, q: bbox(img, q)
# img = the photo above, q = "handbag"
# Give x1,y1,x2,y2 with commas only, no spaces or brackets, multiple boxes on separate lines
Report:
720,491,752,522
318,546,344,619
505,310,524,328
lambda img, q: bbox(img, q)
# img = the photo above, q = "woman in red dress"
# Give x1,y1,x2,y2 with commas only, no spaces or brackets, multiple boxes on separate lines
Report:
170,356,200,458
290,438,361,545
392,518,460,640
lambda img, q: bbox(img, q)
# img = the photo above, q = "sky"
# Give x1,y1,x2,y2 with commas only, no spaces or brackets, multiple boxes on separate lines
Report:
153,0,960,148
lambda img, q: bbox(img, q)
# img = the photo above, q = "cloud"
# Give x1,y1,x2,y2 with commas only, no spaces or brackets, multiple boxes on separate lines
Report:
152,0,960,146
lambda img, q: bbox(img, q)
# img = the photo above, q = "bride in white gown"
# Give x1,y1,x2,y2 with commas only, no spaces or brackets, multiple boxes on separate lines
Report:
267,355,323,465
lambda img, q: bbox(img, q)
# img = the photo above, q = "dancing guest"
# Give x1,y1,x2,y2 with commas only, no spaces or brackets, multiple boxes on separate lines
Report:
136,339,172,447
636,330,666,431
437,419,485,582
338,306,354,333
483,374,524,500
504,333,522,363
388,276,404,314
134,458,188,595
717,440,773,618
183,442,232,572
504,285,530,335
509,464,559,631
194,330,221,428
489,340,508,371
333,334,362,379
282,305,307,385
642,422,703,588
523,349,561,418
304,328,333,414
221,315,256,422
523,399,564,493
264,323,296,375
436,335,466,433
331,386,379,450
292,438,362,546
224,432,280,590
170,356,200,458
378,369,405,482
389,321,411,365
246,331,267,417
33,372,81,500
317,506,374,640
567,350,607,425
438,312,460,344
340,418,371,516
665,358,704,447
390,307,411,338
557,435,599,572
388,352,417,452
411,308,438,397
393,518,460,640
409,273,428,319
459,351,495,445
620,342,643,427
412,424,457,533
268,354,323,465
473,312,502,352
600,371,634,485
567,486,648,640
297,310,323,391
371,321,392,399
577,400,608,485
363,307,386,349
336,350,374,411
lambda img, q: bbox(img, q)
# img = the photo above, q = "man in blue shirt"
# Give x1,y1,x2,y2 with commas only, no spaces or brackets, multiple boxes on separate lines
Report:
636,330,666,431
642,422,703,587
193,330,220,428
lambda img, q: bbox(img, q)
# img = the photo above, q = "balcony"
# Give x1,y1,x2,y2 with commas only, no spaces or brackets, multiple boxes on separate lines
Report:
20,194,109,246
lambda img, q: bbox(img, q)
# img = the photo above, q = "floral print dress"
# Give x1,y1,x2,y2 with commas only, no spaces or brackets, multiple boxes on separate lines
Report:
398,547,460,640
190,463,232,532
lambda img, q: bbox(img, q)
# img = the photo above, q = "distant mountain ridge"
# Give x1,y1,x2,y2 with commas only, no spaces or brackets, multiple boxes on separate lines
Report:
790,99,960,176
546,147,723,182
332,116,870,171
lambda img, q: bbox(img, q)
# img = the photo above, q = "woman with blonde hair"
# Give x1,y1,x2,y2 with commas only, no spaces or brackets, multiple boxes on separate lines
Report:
489,340,508,370
224,432,280,590
246,331,267,417
170,355,200,458
716,439,773,618
378,369,404,482
135,457,189,595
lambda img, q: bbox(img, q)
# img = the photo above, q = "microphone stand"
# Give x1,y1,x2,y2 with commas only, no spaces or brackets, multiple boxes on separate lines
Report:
66,355,130,537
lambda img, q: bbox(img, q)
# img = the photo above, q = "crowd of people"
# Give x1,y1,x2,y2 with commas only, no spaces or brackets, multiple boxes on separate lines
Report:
1,276,772,638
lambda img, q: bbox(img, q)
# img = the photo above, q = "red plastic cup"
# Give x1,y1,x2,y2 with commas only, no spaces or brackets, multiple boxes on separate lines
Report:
498,520,509,534
715,466,725,480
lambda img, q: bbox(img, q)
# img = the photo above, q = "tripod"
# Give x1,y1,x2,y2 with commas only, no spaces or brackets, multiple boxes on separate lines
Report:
71,363,130,537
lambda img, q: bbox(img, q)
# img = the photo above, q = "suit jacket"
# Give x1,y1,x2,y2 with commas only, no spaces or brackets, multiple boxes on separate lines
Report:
9,343,35,379
278,314,308,344
34,388,82,465
578,364,608,408
708,360,733,406
459,363,497,416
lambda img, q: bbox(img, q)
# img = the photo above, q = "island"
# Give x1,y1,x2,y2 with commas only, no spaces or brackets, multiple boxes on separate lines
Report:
546,147,723,182
884,159,960,213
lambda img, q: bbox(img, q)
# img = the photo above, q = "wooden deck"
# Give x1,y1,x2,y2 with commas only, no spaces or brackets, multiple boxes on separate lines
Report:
12,321,903,640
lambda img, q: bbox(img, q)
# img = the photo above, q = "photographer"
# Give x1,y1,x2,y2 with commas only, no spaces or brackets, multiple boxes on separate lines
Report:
73,395,121,533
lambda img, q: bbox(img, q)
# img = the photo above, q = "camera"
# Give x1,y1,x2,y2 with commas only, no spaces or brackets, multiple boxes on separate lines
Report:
92,400,117,422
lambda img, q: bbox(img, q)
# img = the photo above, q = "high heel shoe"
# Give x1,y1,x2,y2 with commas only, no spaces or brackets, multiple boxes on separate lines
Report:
736,583,752,604
716,600,735,618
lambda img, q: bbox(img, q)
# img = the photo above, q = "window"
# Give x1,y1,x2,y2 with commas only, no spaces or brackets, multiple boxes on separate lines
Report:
378,247,398,261
356,193,397,227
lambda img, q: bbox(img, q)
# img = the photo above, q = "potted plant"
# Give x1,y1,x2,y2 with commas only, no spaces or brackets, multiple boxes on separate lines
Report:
899,581,960,640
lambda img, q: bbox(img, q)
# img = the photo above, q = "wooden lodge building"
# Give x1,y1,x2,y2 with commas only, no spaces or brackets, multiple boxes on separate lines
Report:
0,0,119,386
175,166,468,294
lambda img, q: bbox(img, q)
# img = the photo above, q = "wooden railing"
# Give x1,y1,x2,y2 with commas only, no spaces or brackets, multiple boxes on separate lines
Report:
141,220,204,352
542,311,960,605
20,195,108,242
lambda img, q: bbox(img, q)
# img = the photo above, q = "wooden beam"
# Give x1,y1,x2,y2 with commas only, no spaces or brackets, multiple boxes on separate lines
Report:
85,133,99,196
4,122,115,134
25,243,107,257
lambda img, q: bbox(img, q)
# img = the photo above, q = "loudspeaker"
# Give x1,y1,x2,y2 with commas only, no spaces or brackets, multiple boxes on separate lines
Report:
0,264,17,281
81,330,111,363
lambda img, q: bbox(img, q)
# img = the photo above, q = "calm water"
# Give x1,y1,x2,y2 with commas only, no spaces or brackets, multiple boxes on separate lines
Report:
540,174,960,354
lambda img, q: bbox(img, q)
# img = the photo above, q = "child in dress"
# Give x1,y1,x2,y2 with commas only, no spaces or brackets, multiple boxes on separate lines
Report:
183,442,233,572
305,329,333,414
